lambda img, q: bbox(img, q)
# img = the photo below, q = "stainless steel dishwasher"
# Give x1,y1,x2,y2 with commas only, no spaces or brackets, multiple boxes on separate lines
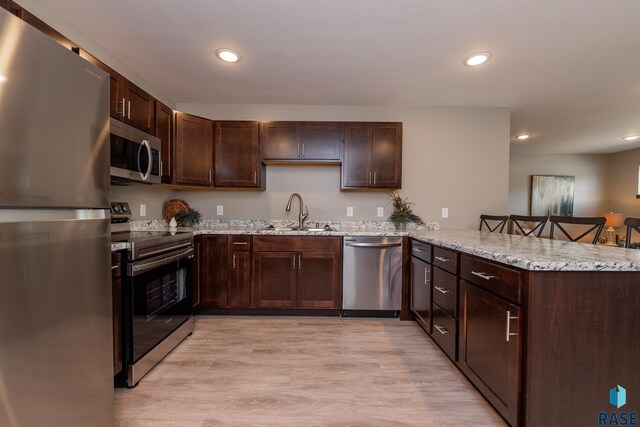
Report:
342,236,403,317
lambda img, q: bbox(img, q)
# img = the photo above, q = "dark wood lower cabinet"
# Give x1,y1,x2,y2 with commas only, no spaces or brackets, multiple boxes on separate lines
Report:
459,280,521,426
197,235,228,307
228,251,251,307
296,252,341,308
410,256,431,333
252,236,342,310
111,252,122,377
252,252,296,308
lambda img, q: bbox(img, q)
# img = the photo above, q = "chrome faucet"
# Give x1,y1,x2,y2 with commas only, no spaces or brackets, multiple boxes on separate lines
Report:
285,193,309,230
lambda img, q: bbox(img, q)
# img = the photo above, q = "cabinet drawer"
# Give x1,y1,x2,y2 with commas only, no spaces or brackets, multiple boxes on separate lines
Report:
111,252,122,279
433,267,457,318
253,236,341,252
460,255,522,304
411,240,432,263
433,247,458,274
228,235,252,251
431,305,457,361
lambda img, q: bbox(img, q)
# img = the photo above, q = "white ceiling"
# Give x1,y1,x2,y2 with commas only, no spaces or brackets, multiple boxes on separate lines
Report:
33,0,640,153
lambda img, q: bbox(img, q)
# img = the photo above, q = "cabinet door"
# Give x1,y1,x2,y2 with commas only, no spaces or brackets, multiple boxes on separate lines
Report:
175,112,214,186
228,251,251,307
197,236,228,307
371,123,402,189
296,252,341,309
459,280,522,426
341,123,373,188
262,121,301,160
125,81,154,134
253,252,296,308
411,256,431,332
155,101,173,183
214,121,263,188
300,122,342,161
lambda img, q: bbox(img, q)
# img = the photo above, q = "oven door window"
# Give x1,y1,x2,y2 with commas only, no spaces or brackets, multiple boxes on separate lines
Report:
129,258,192,362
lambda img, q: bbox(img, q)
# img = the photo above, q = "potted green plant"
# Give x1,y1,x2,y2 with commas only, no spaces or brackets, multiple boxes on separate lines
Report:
174,208,202,227
388,191,425,230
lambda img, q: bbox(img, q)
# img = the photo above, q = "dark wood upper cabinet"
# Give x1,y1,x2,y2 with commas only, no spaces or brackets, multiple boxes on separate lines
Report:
341,122,402,189
175,112,214,186
214,121,264,189
76,48,154,134
261,122,300,160
154,101,174,183
262,121,342,163
300,122,342,161
123,81,154,134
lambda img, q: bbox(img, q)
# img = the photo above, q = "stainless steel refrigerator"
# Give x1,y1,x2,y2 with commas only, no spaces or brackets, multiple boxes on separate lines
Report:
0,8,113,426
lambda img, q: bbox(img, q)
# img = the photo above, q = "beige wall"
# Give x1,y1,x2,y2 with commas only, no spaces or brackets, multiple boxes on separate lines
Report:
609,147,640,218
508,152,610,216
176,104,511,229
111,184,175,221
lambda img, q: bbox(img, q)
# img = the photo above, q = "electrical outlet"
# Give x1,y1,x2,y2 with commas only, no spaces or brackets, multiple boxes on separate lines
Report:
377,207,384,218
140,204,146,217
347,207,354,217
216,205,223,215
441,208,448,218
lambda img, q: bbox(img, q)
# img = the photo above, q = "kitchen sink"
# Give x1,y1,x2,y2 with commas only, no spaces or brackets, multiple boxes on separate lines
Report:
258,225,337,232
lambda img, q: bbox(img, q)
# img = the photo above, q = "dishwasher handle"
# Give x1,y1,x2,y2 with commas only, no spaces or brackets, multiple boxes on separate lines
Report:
344,242,402,248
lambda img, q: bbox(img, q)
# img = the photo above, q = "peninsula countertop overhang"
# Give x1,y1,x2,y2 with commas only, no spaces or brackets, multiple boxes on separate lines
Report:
112,227,640,272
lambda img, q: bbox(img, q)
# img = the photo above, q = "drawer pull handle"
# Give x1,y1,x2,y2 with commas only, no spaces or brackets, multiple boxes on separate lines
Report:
471,271,495,281
233,242,248,245
506,310,519,342
434,325,450,335
413,248,424,253
434,286,450,294
111,265,119,270
435,256,451,262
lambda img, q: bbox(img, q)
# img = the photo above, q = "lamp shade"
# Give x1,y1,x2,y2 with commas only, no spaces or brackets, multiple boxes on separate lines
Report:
603,212,624,227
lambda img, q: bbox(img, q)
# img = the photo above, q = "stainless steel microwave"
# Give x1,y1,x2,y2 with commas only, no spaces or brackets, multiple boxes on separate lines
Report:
110,118,161,184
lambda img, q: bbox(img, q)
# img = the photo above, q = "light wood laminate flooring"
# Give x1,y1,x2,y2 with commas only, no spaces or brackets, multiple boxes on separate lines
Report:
115,316,506,426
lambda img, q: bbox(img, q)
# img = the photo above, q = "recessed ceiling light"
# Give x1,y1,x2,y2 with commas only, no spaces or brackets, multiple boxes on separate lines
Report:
464,52,491,67
0,75,7,83
622,135,639,141
216,48,240,63
515,134,530,140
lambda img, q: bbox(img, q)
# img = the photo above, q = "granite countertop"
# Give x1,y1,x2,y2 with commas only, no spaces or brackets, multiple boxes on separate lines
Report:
111,223,640,272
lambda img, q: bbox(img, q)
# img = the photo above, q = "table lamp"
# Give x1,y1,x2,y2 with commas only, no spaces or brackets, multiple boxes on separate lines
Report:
603,212,624,244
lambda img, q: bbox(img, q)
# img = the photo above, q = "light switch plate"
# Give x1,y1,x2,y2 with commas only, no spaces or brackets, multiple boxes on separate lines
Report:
347,207,354,217
216,205,223,215
377,207,384,217
442,208,448,218
140,204,146,217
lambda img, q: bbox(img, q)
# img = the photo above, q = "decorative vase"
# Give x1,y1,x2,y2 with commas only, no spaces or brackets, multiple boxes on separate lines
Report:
169,217,177,229
394,222,407,231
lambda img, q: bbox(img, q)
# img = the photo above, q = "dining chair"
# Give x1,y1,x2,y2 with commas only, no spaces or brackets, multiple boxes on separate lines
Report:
479,214,509,233
624,217,640,248
548,216,606,244
509,215,548,237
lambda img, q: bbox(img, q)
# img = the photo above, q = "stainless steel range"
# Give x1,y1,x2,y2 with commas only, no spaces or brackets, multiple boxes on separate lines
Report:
111,203,194,387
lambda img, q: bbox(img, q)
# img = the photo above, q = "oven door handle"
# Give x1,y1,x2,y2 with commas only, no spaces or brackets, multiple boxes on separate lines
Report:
129,247,193,276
